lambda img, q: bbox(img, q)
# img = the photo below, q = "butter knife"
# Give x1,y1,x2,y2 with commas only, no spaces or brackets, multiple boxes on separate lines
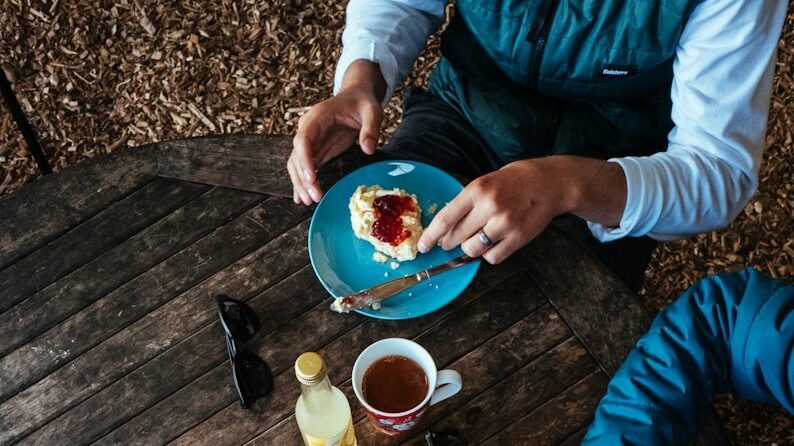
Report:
330,255,475,313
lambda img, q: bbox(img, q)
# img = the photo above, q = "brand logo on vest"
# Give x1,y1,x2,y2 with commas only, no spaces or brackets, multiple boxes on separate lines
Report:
597,64,637,79
603,68,629,76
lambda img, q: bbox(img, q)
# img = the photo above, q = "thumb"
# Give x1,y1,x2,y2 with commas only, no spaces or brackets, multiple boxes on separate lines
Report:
358,102,382,155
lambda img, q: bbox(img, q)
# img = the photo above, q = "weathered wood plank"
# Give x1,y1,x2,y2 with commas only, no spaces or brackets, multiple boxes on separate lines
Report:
262,309,581,446
557,427,588,446
20,265,319,446
525,227,649,374
169,267,547,446
0,186,263,358
0,146,158,270
156,136,377,198
100,257,527,445
0,199,309,412
0,178,209,314
397,338,596,446
480,371,609,446
156,135,291,196
525,227,730,445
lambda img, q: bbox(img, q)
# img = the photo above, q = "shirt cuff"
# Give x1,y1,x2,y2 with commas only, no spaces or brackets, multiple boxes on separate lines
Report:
587,157,668,242
333,38,399,107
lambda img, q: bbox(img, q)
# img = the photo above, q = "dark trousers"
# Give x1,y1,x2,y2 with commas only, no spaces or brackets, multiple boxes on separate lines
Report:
380,88,657,292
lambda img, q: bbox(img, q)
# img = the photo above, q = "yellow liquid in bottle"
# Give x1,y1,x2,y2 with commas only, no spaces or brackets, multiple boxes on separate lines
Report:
295,377,356,446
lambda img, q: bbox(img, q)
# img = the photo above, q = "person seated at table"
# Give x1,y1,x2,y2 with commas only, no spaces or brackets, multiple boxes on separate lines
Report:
581,268,793,445
286,0,788,291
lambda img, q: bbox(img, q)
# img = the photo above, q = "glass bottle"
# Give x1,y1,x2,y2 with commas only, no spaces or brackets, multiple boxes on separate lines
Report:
295,352,357,446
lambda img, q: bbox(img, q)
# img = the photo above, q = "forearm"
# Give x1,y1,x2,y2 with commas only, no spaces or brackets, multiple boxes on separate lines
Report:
334,0,444,103
541,155,627,228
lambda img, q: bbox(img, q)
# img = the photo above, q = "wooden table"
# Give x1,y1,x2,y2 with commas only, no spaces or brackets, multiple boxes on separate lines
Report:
0,135,728,445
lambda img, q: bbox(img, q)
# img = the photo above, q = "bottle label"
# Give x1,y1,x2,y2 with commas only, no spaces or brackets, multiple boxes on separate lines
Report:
303,417,356,446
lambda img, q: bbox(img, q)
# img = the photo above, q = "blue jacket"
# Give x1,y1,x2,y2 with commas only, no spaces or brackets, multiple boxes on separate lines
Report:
582,268,794,445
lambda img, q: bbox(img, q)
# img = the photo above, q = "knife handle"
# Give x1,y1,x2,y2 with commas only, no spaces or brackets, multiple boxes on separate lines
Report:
422,255,473,279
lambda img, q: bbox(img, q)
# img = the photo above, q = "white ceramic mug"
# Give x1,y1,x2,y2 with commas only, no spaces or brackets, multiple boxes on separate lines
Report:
352,338,463,436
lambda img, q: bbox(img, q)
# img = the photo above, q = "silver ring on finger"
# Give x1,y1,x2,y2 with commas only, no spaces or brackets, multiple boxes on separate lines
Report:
477,228,493,247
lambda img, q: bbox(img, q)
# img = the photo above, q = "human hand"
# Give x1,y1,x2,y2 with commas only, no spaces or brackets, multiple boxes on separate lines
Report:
418,159,576,264
288,60,386,205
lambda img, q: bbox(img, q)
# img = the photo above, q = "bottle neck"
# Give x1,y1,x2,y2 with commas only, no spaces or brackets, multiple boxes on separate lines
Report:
300,375,334,413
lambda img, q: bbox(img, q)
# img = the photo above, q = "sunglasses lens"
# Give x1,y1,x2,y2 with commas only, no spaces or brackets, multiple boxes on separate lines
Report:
216,295,259,341
233,350,274,408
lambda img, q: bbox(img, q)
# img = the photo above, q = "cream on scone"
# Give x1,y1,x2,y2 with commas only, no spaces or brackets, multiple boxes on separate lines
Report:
349,185,423,261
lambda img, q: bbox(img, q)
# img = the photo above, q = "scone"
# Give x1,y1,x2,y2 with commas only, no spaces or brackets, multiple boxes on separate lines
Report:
349,185,423,261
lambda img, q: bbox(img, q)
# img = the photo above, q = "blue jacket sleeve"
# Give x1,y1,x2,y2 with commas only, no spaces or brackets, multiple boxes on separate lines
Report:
582,268,794,446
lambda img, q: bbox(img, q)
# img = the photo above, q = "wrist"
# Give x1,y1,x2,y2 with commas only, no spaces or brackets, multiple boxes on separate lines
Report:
554,156,627,227
557,158,586,216
524,156,625,227
523,157,582,215
338,60,387,103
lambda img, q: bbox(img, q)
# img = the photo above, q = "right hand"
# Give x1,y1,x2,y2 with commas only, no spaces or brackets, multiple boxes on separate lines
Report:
288,89,383,205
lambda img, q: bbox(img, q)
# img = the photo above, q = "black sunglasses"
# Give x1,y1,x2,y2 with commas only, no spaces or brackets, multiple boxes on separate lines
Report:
424,430,466,446
216,294,274,409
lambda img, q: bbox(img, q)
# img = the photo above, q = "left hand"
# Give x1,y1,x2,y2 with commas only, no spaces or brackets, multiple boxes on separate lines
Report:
418,159,575,264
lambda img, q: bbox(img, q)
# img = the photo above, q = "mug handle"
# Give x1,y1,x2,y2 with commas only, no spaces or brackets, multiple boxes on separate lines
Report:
429,369,463,406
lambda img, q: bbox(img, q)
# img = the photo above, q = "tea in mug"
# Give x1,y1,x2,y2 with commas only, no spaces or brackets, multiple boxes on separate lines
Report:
362,355,429,413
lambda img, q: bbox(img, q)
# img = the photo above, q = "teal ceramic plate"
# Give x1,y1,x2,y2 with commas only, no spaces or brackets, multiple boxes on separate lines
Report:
308,160,480,320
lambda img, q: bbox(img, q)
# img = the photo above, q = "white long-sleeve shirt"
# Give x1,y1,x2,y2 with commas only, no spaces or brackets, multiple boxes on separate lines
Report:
333,0,788,242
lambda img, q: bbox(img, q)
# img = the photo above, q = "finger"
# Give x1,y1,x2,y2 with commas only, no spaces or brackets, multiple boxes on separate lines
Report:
293,116,325,181
460,218,508,258
286,157,302,202
288,162,300,204
481,216,548,264
287,158,313,206
481,234,523,265
292,133,324,203
418,193,473,253
358,102,382,155
293,136,318,184
439,208,487,251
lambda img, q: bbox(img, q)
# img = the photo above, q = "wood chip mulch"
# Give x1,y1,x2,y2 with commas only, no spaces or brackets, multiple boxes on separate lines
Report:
1,1,792,444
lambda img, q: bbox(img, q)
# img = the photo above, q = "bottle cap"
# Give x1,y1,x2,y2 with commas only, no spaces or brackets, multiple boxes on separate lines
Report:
295,352,326,385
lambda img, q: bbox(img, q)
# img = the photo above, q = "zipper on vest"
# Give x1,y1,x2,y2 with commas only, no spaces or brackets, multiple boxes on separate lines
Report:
526,0,561,89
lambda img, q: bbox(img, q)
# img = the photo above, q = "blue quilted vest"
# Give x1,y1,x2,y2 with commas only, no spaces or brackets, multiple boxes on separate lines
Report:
428,0,702,162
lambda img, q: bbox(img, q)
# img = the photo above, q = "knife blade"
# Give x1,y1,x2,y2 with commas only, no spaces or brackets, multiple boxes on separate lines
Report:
329,255,475,313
